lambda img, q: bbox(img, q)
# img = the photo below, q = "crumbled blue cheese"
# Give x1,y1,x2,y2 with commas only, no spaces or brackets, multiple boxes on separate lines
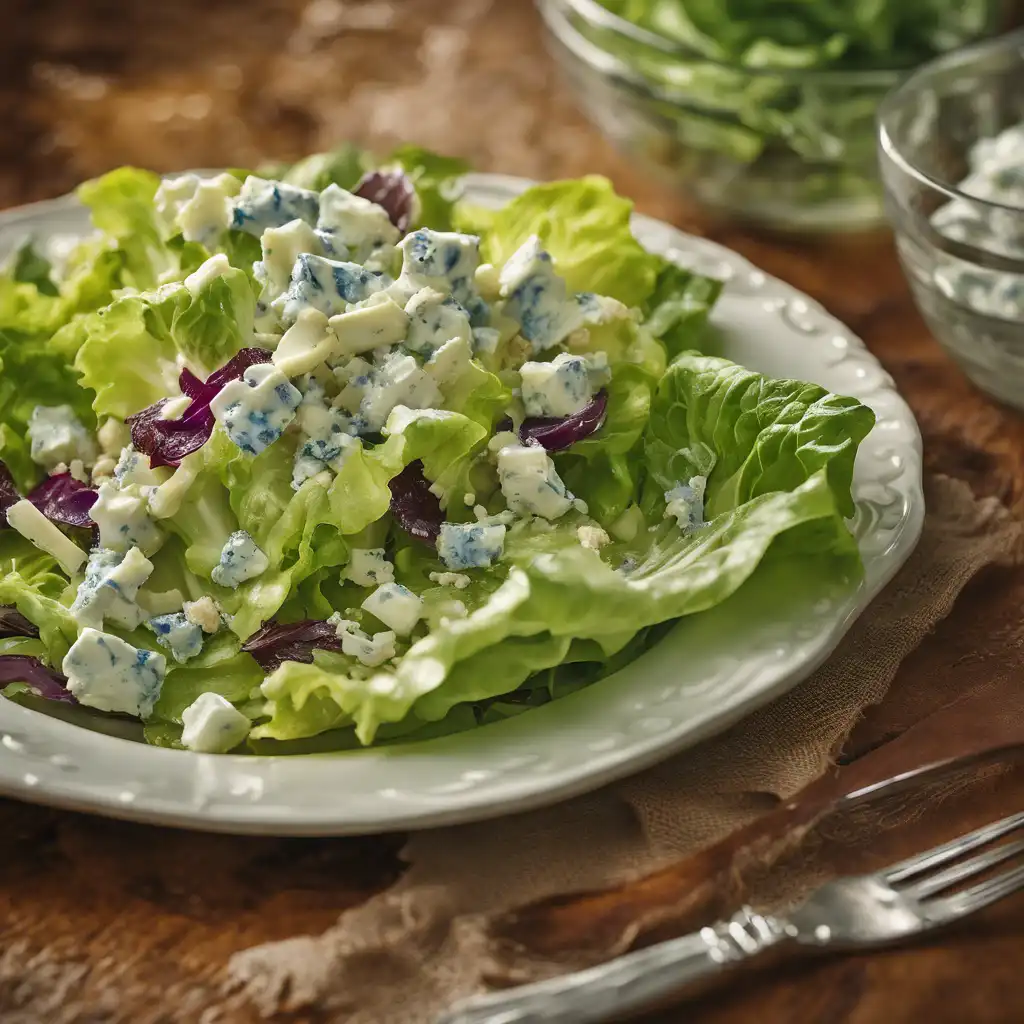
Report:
425,336,473,390
316,184,400,269
330,615,397,667
404,287,472,356
183,596,222,634
474,262,501,300
428,571,471,589
273,308,337,378
519,353,593,418
664,477,707,532
27,405,97,470
498,236,584,353
71,546,155,629
345,548,395,586
292,381,359,489
181,692,251,753
471,326,502,355
5,499,87,575
329,293,409,357
272,253,388,325
159,395,193,420
155,172,240,247
497,444,574,520
210,531,269,589
255,218,325,315
184,253,233,297
437,521,506,570
339,352,443,434
209,363,302,455
62,628,165,717
145,611,204,664
98,417,131,456
391,229,488,323
577,524,611,550
92,454,164,555
230,176,319,237
361,583,423,636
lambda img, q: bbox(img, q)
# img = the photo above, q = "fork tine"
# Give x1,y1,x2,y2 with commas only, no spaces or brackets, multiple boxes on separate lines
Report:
930,862,1024,921
903,838,1024,900
884,811,1024,884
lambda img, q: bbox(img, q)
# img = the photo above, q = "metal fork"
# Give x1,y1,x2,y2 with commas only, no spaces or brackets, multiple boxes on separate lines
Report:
439,810,1024,1024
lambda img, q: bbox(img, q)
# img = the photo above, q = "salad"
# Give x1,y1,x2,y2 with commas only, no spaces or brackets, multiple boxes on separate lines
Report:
566,0,1005,228
0,147,875,754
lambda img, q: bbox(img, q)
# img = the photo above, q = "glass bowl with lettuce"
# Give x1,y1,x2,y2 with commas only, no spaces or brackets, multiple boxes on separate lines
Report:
0,146,878,755
538,0,1008,232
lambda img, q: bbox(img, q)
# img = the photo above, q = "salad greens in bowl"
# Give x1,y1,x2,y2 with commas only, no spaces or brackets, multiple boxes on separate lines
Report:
0,147,877,756
538,0,1008,231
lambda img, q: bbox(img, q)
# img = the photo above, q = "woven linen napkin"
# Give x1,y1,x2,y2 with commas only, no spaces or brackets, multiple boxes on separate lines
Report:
227,474,1021,1023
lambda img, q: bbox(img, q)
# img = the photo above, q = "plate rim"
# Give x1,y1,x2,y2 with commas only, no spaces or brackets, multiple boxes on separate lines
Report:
0,173,924,834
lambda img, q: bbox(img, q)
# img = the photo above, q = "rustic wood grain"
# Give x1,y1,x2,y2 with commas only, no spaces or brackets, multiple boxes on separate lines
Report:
1,2,1023,1022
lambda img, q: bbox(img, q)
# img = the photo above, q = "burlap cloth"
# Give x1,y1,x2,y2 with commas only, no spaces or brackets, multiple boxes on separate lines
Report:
226,474,1023,1023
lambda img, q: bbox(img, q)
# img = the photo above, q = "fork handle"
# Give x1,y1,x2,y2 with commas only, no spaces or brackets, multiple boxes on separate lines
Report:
438,908,790,1024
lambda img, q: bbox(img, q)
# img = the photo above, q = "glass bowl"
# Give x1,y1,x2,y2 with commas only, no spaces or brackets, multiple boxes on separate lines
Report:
537,0,1005,233
878,29,1024,409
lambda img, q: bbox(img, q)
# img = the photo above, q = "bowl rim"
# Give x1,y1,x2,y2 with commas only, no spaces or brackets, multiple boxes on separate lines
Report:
545,0,961,85
877,26,1024,217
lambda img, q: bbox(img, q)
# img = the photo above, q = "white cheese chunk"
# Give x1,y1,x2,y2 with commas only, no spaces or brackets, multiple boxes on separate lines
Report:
393,229,481,300
145,611,204,664
329,293,408,357
664,477,707,532
428,571,471,589
577,524,611,550
91,480,163,554
425,336,473,390
316,184,400,268
497,444,574,520
183,596,222,634
210,531,269,589
330,616,397,668
341,352,444,434
184,253,232,297
273,308,337,378
5,499,87,575
499,236,584,353
256,218,325,312
436,521,506,570
155,172,239,247
361,582,423,636
272,253,387,325
404,287,472,355
345,548,394,587
519,352,594,418
62,628,165,718
71,546,155,629
210,363,301,455
27,405,97,470
474,262,501,300
181,692,250,753
230,176,319,237
97,417,131,455
159,395,192,420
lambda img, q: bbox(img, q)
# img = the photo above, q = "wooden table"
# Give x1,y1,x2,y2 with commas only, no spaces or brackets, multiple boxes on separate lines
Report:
1,2,1022,1021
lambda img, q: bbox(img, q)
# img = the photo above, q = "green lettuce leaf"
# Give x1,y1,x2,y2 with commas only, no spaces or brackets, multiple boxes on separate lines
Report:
643,259,724,357
475,176,659,307
643,352,876,519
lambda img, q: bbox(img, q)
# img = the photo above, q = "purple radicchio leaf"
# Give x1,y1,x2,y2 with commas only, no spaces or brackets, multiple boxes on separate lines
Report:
354,169,417,233
27,473,98,529
0,607,39,639
0,655,76,703
519,391,609,452
0,461,20,526
241,619,344,673
388,460,443,544
128,347,273,467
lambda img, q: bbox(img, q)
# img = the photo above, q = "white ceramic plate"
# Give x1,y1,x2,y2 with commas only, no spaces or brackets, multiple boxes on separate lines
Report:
0,174,924,835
